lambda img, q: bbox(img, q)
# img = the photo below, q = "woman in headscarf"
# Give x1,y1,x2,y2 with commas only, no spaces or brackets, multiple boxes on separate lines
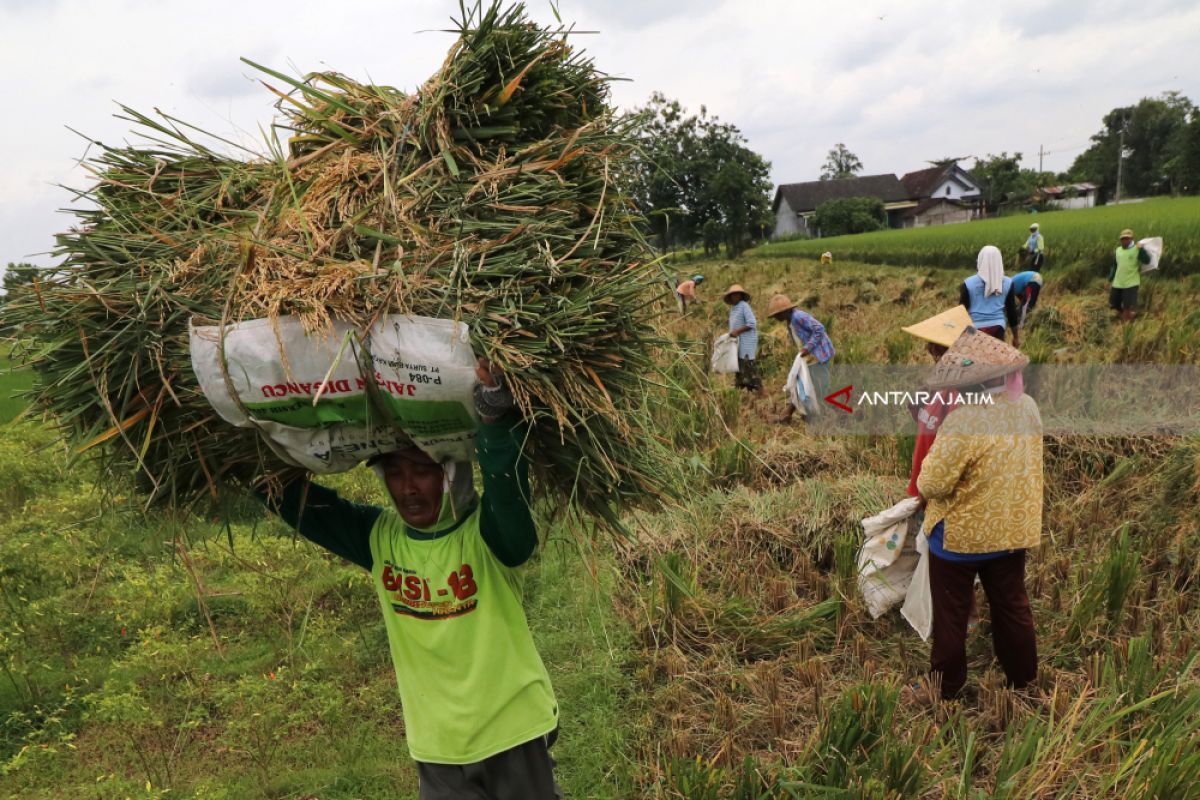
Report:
959,245,1020,344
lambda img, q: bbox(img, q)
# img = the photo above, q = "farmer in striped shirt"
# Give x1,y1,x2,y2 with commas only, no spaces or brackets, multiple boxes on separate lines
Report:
767,293,835,423
724,284,762,394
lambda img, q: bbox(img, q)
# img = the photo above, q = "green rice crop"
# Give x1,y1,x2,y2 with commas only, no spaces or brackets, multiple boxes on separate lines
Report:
756,196,1200,276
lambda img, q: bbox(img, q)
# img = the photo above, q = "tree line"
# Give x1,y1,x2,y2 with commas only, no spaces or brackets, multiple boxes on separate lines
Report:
630,89,1200,250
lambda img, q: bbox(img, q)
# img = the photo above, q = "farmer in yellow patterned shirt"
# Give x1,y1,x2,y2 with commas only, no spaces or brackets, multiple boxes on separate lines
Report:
915,328,1043,701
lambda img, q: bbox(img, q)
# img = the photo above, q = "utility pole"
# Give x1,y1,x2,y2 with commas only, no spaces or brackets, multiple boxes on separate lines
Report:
1038,144,1046,173
1115,123,1126,204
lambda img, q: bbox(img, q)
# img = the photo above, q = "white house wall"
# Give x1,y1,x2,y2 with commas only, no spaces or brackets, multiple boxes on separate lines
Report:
773,198,806,238
933,178,979,201
1048,195,1096,210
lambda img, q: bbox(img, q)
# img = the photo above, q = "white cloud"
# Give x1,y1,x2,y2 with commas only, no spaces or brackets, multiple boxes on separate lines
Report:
2,0,1198,271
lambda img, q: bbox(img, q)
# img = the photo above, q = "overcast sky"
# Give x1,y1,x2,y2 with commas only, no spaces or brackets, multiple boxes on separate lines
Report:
2,0,1198,271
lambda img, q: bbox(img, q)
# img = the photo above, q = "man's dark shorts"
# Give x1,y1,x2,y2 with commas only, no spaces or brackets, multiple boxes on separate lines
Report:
1109,286,1139,311
417,730,562,800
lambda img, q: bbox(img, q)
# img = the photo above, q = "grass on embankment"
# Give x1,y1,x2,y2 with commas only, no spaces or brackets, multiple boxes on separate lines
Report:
0,350,32,424
0,422,639,800
752,196,1200,277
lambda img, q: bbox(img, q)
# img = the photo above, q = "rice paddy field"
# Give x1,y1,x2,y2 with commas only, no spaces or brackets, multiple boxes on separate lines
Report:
756,196,1200,277
4,230,1195,796
2,225,1200,798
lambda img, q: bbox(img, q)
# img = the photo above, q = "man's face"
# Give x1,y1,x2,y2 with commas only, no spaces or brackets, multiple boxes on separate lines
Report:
377,450,444,528
1120,236,1133,248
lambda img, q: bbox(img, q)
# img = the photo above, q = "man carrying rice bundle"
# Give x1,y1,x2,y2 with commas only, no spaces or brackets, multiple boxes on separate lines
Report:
909,328,1043,703
261,360,562,799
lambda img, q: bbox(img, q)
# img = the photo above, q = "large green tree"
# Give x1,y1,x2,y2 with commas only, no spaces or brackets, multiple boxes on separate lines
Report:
1070,92,1197,198
630,93,772,257
820,143,863,181
0,262,42,314
970,153,1056,211
811,197,885,237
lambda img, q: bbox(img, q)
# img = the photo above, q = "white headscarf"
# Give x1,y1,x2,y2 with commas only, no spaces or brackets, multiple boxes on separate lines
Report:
976,245,1005,297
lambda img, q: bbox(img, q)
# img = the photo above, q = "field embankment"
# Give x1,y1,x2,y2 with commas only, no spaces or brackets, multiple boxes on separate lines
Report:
753,196,1200,276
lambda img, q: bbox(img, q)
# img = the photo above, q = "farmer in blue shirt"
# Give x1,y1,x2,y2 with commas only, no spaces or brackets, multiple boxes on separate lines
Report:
959,245,1020,345
1009,271,1043,343
767,293,834,423
724,284,762,394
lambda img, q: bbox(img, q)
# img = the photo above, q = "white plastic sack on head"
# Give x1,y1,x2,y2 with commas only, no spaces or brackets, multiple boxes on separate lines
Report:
711,333,739,374
901,531,933,641
189,314,479,473
1138,237,1163,272
784,353,819,417
857,496,921,618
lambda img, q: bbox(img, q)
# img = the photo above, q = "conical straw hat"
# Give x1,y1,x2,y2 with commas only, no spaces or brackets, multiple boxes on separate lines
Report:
925,327,1029,390
767,293,796,317
901,305,973,348
723,284,751,301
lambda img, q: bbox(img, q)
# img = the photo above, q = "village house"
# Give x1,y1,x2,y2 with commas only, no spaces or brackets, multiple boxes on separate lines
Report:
772,174,915,238
896,162,982,228
1036,182,1099,210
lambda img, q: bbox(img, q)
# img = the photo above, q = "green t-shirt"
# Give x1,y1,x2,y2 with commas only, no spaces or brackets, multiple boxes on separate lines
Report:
1112,245,1145,289
368,505,558,764
259,417,557,765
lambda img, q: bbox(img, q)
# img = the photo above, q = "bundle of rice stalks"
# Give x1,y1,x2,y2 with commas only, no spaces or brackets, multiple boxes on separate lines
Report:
5,2,677,527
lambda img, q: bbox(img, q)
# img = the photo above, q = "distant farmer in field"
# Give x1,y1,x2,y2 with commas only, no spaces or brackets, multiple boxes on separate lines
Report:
676,274,704,313
1023,223,1045,270
1108,228,1151,323
724,284,763,394
899,305,973,497
767,293,834,423
912,329,1043,703
959,245,1020,345
1008,271,1043,343
260,359,561,800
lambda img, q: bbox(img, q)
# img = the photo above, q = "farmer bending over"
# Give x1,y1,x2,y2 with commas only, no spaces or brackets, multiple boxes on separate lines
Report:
1008,270,1043,344
260,359,561,800
676,274,704,313
767,293,834,423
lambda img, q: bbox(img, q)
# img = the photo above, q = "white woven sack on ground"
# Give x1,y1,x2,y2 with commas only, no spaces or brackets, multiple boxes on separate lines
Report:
711,333,739,374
